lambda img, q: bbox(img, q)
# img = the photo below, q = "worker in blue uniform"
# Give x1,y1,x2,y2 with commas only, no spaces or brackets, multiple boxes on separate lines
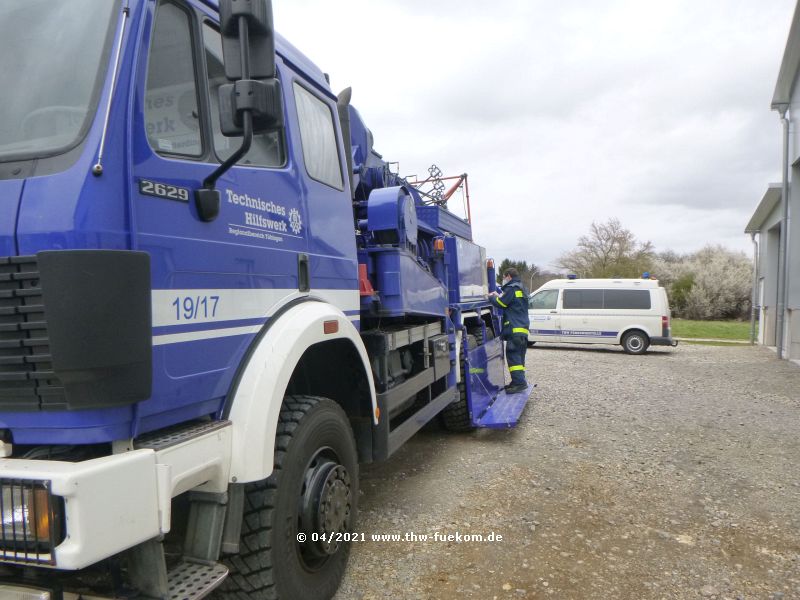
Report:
489,268,530,394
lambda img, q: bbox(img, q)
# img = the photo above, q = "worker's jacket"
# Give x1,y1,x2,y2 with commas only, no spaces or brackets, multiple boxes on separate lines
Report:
490,277,530,339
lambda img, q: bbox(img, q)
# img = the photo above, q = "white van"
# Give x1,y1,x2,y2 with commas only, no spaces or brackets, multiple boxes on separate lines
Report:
527,278,678,354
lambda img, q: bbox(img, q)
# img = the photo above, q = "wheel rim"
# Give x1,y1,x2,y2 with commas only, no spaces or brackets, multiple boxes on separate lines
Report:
627,336,643,351
297,447,352,570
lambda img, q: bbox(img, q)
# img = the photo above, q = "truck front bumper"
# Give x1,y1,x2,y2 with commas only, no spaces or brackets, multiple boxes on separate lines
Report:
0,583,110,600
0,422,231,570
0,450,161,570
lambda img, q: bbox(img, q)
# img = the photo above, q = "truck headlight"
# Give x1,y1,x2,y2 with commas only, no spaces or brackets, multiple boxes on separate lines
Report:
0,480,62,562
0,584,52,600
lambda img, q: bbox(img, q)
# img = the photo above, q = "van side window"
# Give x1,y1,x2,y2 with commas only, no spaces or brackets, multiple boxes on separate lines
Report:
604,289,651,309
145,1,202,157
293,83,344,190
564,289,652,310
202,22,285,167
563,289,603,309
529,290,558,310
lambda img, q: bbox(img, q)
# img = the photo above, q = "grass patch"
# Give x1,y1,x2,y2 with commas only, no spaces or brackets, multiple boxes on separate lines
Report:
671,319,751,340
680,340,749,347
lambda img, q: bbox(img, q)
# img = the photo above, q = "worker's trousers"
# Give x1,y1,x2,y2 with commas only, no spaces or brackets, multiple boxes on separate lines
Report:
505,335,527,385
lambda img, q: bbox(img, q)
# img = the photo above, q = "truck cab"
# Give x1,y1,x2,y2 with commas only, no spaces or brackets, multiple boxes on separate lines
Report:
0,1,530,598
2,0,359,443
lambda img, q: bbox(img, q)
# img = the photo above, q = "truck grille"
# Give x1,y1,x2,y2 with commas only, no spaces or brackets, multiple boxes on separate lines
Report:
0,257,66,411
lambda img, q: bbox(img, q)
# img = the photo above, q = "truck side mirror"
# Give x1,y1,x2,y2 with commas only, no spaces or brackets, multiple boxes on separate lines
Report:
220,0,275,80
218,79,283,137
218,0,284,136
196,0,284,222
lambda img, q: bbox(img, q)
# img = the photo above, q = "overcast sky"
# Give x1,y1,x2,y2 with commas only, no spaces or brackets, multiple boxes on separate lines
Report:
274,0,796,272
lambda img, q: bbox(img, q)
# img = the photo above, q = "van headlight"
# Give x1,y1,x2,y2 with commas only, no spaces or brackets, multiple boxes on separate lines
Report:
0,480,63,561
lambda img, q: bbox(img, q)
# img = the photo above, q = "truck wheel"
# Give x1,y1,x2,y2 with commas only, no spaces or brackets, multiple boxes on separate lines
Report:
471,325,495,346
441,335,477,432
220,396,358,600
622,330,649,355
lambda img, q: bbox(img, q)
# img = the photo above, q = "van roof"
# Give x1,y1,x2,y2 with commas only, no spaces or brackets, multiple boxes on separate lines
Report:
536,278,662,290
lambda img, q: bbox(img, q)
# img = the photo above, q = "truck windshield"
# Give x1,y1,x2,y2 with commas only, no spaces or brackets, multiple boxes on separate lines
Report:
0,0,119,162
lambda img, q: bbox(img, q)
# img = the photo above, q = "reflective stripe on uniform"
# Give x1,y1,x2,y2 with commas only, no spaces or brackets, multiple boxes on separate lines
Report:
504,321,510,325
509,365,525,372
512,327,529,335
515,290,524,297
496,298,508,308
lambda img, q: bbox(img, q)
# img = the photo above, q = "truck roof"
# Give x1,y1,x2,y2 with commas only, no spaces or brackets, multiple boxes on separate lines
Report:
537,278,662,290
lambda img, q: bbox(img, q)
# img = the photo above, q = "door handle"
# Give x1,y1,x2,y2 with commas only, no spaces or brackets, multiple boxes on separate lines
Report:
549,310,557,314
298,253,310,292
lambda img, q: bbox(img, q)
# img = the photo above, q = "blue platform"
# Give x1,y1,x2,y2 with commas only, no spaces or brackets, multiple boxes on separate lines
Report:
473,385,533,429
462,337,532,429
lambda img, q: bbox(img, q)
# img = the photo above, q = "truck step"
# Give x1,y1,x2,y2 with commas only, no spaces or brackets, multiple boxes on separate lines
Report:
473,385,533,429
167,560,228,600
135,420,231,451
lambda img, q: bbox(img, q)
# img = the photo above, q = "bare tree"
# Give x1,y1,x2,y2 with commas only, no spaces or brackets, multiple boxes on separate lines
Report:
557,218,654,278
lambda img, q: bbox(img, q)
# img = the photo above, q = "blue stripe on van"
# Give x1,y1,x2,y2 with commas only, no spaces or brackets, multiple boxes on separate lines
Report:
530,329,618,338
561,330,618,337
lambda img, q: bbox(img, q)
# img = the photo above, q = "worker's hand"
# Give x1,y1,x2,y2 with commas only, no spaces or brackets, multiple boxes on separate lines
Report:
489,291,499,297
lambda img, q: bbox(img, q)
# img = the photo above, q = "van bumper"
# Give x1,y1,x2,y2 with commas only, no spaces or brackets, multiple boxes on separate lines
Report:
650,336,678,347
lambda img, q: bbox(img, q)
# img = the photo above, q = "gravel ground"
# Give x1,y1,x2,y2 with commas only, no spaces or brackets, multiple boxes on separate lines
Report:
333,342,800,600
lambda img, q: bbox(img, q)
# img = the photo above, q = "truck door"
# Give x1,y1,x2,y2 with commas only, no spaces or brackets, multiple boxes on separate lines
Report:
288,80,359,312
528,289,560,342
130,1,307,430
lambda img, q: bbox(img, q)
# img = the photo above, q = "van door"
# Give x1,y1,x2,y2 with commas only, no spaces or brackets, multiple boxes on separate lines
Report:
560,288,612,342
528,289,560,342
603,288,655,340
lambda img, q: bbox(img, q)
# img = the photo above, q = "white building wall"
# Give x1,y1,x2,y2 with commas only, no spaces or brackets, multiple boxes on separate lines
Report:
761,224,781,346
789,162,800,311
753,0,800,361
790,310,800,358
784,82,800,357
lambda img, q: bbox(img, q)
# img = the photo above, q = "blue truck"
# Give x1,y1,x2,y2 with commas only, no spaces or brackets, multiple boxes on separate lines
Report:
0,1,531,598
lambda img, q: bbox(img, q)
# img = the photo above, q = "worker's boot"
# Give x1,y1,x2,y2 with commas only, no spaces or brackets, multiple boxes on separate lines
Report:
505,382,527,394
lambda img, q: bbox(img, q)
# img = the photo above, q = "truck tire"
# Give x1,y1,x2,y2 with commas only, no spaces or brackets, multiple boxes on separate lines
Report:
441,335,477,432
471,325,495,346
621,330,650,355
219,396,358,600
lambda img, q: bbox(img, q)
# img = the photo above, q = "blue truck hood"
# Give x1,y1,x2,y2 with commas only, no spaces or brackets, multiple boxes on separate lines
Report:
0,179,23,256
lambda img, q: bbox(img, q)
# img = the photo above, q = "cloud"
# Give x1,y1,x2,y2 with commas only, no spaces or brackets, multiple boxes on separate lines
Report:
274,0,796,269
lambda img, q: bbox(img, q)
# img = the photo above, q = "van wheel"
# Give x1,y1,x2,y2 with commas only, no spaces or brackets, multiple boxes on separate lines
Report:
622,330,649,354
219,396,357,600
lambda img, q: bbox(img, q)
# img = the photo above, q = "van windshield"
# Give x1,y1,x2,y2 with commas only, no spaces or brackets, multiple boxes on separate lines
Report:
529,290,558,310
0,0,119,162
